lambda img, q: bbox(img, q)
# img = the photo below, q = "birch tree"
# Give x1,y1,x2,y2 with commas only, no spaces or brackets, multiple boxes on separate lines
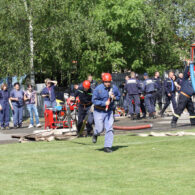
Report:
23,0,35,85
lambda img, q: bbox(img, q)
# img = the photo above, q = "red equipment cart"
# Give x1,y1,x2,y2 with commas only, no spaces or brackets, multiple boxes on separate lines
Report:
44,97,78,129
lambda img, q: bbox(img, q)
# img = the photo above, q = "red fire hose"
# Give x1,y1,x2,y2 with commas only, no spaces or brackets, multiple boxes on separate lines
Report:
113,124,152,131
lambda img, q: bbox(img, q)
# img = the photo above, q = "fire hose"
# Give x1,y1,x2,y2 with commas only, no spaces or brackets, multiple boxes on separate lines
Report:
113,124,152,131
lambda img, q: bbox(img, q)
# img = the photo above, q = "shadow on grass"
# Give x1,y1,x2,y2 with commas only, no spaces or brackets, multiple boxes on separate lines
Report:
72,141,92,146
96,145,128,152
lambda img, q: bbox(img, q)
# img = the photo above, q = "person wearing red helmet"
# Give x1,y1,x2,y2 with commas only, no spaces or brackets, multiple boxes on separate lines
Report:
74,80,93,136
92,73,121,153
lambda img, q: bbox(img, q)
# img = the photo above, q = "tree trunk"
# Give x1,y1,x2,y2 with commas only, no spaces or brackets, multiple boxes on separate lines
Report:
23,0,35,85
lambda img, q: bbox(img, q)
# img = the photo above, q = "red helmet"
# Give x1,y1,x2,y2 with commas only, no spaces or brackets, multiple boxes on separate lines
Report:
83,80,91,89
102,73,112,82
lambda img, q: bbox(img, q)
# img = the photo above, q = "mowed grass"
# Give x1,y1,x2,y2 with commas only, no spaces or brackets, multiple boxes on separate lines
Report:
0,134,195,195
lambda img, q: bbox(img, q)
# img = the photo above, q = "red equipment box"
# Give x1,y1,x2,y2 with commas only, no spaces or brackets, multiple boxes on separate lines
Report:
44,101,78,129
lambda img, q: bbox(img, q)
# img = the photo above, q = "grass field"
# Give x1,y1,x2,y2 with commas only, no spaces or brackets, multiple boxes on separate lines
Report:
0,134,195,195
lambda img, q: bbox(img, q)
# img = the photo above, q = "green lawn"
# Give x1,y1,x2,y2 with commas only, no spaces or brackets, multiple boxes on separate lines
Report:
0,134,195,195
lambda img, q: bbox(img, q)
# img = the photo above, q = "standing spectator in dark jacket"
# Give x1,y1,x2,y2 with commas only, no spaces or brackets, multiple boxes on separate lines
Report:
41,78,58,108
0,83,12,130
153,71,162,112
160,71,177,116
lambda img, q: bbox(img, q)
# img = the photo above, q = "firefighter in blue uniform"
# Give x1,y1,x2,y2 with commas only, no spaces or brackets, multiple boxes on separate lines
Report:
143,73,157,118
124,72,141,120
0,83,11,130
92,73,121,153
171,62,195,127
74,80,93,136
160,71,177,116
153,71,162,112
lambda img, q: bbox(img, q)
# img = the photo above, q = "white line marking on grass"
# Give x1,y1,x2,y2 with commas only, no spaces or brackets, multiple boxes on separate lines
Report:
87,136,195,148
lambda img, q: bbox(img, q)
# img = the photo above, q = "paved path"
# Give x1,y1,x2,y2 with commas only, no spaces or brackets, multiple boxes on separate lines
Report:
0,113,194,144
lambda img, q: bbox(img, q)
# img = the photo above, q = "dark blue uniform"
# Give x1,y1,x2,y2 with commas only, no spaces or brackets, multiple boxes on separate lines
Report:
124,79,141,117
153,77,162,111
0,90,10,128
143,79,156,115
92,83,120,148
171,66,195,127
74,86,93,135
161,77,177,115
10,89,24,127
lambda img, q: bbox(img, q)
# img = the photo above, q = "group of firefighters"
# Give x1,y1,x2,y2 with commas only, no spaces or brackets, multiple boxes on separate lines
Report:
122,71,183,120
0,60,195,152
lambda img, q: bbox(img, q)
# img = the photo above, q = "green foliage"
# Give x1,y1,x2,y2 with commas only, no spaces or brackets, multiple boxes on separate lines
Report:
0,0,194,84
0,0,29,77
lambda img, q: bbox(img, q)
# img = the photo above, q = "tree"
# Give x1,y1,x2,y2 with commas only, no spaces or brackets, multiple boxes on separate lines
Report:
23,0,35,85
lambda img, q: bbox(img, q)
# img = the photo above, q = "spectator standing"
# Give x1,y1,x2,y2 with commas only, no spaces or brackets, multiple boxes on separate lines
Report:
24,84,41,128
0,83,12,130
41,79,58,108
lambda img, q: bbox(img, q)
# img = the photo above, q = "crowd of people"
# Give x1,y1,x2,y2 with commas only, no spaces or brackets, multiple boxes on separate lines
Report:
0,79,58,130
121,61,195,128
121,70,185,120
0,61,194,152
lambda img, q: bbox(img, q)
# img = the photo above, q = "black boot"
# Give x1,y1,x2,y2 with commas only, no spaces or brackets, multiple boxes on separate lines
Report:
136,114,141,120
171,116,178,128
159,111,165,117
92,134,98,143
142,113,146,119
104,147,113,153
